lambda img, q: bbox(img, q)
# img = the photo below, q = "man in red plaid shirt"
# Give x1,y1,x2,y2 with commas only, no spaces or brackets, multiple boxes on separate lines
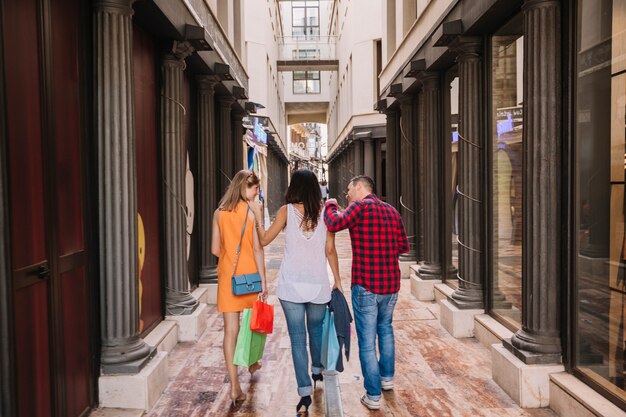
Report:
324,175,408,410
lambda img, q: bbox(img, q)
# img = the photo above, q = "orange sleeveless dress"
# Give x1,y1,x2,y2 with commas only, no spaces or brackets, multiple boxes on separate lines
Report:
217,201,260,313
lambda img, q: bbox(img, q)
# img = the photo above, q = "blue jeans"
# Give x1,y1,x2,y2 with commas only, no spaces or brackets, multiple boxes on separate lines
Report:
279,300,326,397
351,285,398,401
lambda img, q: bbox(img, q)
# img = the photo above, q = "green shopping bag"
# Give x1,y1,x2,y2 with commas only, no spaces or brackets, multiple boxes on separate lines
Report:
233,308,267,367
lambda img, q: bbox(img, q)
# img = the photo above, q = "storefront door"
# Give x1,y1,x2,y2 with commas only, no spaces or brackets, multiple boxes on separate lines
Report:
3,0,93,415
134,22,163,336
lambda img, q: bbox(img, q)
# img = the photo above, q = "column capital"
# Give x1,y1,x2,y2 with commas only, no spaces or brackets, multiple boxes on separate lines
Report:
196,75,219,92
163,41,194,66
217,95,236,108
396,93,414,106
420,72,440,90
231,109,247,120
523,0,560,11
384,106,399,117
449,36,483,61
94,0,135,13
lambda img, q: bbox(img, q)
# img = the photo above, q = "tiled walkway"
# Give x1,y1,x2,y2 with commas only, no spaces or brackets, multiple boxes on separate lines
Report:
144,231,557,417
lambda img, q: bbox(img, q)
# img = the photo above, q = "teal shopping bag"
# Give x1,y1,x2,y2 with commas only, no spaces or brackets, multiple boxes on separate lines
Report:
321,308,340,371
233,308,267,367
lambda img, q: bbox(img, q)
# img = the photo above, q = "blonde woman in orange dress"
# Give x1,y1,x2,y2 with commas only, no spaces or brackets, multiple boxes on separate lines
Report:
211,170,268,406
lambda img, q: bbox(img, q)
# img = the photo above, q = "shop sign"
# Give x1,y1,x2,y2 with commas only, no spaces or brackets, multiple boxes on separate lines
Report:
254,119,267,144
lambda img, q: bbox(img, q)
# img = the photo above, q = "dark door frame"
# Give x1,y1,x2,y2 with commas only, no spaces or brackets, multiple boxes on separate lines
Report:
0,0,17,415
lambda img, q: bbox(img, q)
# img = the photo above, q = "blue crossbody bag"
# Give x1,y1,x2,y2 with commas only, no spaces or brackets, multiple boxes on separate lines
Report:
231,206,262,295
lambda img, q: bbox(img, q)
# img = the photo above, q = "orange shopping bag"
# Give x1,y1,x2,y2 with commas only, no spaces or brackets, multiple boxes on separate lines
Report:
250,295,274,334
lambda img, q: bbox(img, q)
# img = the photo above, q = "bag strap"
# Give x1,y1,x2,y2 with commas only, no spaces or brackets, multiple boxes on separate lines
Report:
231,204,250,277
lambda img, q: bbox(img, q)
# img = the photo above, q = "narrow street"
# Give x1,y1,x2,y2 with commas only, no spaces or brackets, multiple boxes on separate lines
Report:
145,231,556,417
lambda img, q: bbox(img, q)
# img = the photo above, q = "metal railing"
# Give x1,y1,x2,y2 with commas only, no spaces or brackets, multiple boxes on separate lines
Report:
278,36,337,61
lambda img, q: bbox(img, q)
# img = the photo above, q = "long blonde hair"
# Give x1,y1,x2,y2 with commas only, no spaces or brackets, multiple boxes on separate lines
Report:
219,170,260,211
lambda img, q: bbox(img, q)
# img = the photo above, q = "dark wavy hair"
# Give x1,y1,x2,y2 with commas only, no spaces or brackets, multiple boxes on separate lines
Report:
285,169,323,230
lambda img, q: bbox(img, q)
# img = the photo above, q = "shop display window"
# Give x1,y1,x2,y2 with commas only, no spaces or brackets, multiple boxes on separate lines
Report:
574,0,626,407
489,15,524,330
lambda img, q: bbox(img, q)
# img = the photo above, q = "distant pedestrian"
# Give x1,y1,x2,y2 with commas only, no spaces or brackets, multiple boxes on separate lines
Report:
319,180,329,202
211,170,268,406
324,175,408,411
250,169,343,414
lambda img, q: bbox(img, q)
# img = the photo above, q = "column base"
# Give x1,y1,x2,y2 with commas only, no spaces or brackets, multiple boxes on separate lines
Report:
99,351,168,411
439,299,483,338
143,320,179,353
491,289,513,309
507,333,562,365
577,254,609,278
410,266,441,301
199,282,218,304
101,340,156,374
550,372,626,417
399,249,416,263
165,303,208,342
449,287,484,310
165,290,199,316
579,243,609,259
417,262,443,280
492,343,564,408
399,260,416,279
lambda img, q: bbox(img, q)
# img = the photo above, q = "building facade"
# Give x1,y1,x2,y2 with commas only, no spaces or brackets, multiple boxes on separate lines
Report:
326,0,388,208
378,0,626,413
0,0,288,416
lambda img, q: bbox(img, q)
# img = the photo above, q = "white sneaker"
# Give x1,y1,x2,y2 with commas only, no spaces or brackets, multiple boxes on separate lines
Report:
381,380,394,391
360,394,381,410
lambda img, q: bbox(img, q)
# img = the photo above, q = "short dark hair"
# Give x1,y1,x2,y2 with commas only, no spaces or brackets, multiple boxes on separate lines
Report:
350,175,375,192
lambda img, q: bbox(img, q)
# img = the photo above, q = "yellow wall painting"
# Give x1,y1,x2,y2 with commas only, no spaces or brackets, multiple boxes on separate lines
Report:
138,213,146,333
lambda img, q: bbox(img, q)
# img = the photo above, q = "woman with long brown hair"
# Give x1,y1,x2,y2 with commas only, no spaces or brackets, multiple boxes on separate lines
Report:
211,170,267,406
249,169,342,413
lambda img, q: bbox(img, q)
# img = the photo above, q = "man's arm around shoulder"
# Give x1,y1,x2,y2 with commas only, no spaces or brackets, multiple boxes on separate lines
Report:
324,199,363,232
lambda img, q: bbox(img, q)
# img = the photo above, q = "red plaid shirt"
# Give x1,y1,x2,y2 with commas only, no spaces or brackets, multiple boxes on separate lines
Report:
324,194,409,294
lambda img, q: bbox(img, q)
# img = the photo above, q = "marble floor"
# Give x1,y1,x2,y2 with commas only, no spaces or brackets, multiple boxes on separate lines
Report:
140,231,556,417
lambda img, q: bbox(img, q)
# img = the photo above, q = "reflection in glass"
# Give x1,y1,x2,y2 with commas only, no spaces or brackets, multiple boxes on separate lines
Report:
490,22,523,329
575,0,626,404
450,76,459,284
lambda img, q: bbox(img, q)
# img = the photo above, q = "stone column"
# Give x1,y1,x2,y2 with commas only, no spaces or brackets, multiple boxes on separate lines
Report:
399,94,417,261
385,107,399,208
218,96,236,195
507,0,562,363
415,92,425,261
417,73,444,279
161,41,197,316
449,37,485,309
95,0,153,372
354,139,364,175
197,76,219,284
0,89,14,416
232,109,246,172
363,137,375,179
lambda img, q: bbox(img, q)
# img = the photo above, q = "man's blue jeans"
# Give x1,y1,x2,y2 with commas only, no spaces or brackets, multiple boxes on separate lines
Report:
351,285,398,401
279,300,326,397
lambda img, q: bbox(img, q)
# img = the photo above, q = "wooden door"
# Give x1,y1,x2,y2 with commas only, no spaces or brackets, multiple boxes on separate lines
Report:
134,22,163,336
3,0,92,415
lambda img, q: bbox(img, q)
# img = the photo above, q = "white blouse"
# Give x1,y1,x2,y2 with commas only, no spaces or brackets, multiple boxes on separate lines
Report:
276,204,331,304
